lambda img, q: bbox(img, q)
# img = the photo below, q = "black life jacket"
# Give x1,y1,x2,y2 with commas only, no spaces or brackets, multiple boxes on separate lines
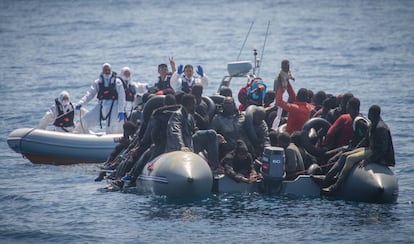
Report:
53,99,75,128
155,73,172,90
97,72,118,100
119,77,136,102
181,77,194,93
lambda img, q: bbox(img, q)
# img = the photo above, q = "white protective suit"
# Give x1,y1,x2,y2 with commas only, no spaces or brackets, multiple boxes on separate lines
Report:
170,68,209,92
38,90,79,132
75,63,126,134
119,66,148,118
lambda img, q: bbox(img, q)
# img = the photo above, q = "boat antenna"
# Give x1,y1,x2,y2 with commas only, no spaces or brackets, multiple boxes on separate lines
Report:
253,49,258,75
257,20,270,76
237,20,255,61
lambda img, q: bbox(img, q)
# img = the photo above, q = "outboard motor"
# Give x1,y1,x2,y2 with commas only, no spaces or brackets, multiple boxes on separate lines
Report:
260,146,285,193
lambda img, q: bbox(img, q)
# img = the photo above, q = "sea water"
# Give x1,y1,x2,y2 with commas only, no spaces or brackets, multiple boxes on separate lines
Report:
1,0,413,243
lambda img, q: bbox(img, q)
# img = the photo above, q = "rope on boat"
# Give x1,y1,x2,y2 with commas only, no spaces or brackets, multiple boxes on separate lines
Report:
257,20,270,76
237,20,255,61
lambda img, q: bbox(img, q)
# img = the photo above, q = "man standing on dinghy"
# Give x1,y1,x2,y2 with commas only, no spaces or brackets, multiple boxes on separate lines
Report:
74,63,126,134
38,90,84,132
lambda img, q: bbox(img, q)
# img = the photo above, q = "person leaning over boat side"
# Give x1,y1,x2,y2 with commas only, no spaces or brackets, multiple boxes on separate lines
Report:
37,90,86,132
275,81,314,135
74,63,126,134
165,93,224,174
118,66,148,119
152,58,176,93
322,105,395,194
169,59,209,93
221,140,262,183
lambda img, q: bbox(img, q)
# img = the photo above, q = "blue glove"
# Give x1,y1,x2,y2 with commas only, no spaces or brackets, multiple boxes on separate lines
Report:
196,65,204,77
177,64,183,75
118,112,126,122
75,104,81,110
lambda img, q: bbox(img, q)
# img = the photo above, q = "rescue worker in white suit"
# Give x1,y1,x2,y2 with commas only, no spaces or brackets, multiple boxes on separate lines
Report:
118,66,148,119
169,59,209,93
38,90,85,132
74,63,126,134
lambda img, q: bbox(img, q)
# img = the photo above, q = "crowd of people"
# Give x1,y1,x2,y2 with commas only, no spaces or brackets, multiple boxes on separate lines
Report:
37,58,395,195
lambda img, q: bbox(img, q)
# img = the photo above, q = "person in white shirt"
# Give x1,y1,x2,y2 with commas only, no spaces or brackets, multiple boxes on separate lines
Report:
169,60,209,93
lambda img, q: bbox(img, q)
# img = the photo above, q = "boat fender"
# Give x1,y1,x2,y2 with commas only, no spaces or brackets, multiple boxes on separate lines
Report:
201,95,216,121
301,118,331,156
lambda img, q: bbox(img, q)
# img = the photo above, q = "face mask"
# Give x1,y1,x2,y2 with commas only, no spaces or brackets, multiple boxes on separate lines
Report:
103,73,111,80
62,100,69,106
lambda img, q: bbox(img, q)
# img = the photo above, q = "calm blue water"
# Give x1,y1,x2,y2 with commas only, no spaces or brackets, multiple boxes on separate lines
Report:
1,0,413,243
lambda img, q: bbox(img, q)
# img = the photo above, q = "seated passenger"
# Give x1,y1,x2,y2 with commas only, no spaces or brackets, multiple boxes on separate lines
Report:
210,97,244,159
291,131,317,170
241,106,271,159
237,74,256,111
246,77,267,107
327,93,353,124
323,97,361,150
321,105,395,194
277,132,305,180
191,84,210,130
166,93,223,174
221,140,262,183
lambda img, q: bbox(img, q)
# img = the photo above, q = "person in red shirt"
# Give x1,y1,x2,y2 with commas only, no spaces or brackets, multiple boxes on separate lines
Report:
276,82,314,135
323,97,361,150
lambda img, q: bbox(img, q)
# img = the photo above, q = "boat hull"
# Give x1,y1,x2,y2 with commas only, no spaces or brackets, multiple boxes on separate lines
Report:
337,163,398,203
214,164,398,203
7,128,121,165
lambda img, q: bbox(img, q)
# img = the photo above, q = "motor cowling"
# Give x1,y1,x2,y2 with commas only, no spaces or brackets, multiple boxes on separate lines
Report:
261,146,285,180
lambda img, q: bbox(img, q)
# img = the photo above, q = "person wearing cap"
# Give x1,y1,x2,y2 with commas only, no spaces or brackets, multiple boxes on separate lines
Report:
153,58,176,93
38,90,85,132
221,139,262,183
74,63,126,134
169,58,209,93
